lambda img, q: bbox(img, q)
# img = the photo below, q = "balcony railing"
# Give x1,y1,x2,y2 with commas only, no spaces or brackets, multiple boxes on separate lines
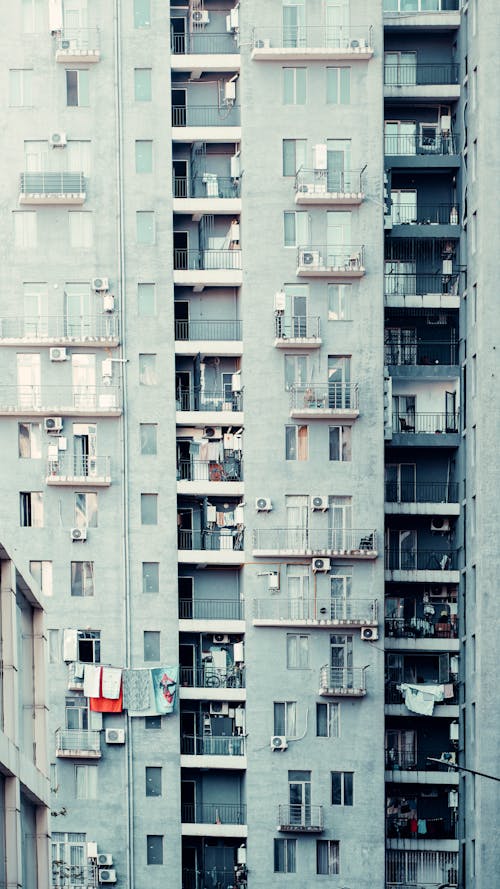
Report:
178,598,244,621
387,814,456,840
297,245,365,272
181,802,247,824
290,383,359,411
253,597,378,625
385,549,458,571
180,735,246,756
252,25,373,51
385,340,458,365
385,481,459,502
385,680,458,705
174,249,242,271
178,459,243,482
0,314,119,342
391,204,459,225
384,63,459,86
384,273,460,297
386,850,458,888
179,665,245,689
253,528,377,555
173,176,241,199
183,869,241,889
20,172,85,195
55,729,101,758
275,315,321,339
176,388,243,412
385,747,459,771
171,105,241,127
392,412,459,434
47,455,111,483
295,168,364,195
175,319,242,341
0,385,121,413
319,665,367,696
384,0,460,12
386,617,458,640
277,804,324,832
172,32,239,54
55,28,101,53
384,133,459,156
178,529,244,552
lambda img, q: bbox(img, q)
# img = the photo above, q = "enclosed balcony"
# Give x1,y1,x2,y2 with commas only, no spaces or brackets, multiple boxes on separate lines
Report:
383,0,461,31
19,172,86,205
274,315,321,349
54,28,101,63
384,60,460,100
0,385,121,417
295,169,365,205
277,804,324,833
0,314,119,346
175,319,243,357
179,666,245,691
297,245,365,277
252,528,378,559
253,596,378,629
386,849,458,888
319,665,367,697
46,455,111,486
387,786,457,841
385,746,459,779
55,729,101,759
251,26,374,61
180,734,246,759
289,383,359,420
384,334,458,372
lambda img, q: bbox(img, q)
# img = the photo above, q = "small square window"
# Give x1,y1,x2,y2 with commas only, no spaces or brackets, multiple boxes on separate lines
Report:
135,140,153,174
142,562,159,594
145,766,162,797
66,70,90,107
144,630,160,662
140,423,157,455
146,835,163,865
136,211,155,245
139,354,157,385
134,68,152,101
141,493,158,525
145,715,161,729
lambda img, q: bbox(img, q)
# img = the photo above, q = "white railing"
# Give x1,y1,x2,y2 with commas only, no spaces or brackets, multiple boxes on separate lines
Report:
252,528,377,555
0,385,121,413
56,729,101,755
290,383,359,411
0,315,118,341
319,665,367,694
253,597,378,623
47,455,111,481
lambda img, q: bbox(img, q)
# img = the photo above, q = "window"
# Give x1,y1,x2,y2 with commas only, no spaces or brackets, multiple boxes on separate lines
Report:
284,354,308,390
51,832,87,884
74,492,98,528
71,562,95,598
14,212,37,248
145,767,162,797
75,766,98,800
283,68,307,104
30,560,53,596
66,70,90,107
138,283,156,316
274,701,297,737
65,697,89,730
145,716,161,729
137,211,155,244
77,631,100,663
317,840,339,875
20,492,43,527
140,423,157,455
147,835,163,865
135,141,153,173
9,69,33,106
328,283,351,320
134,0,151,28
142,562,159,593
134,68,152,101
48,629,59,663
141,493,158,525
285,425,308,460
329,426,352,461
139,353,157,385
144,631,160,662
69,212,93,248
18,422,41,458
287,634,309,669
274,839,296,874
22,0,44,33
331,771,353,806
327,67,350,104
316,702,340,738
284,211,309,247
283,139,307,176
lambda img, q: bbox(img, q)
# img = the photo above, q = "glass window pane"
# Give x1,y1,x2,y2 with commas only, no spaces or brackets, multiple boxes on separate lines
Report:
284,211,295,246
296,69,306,104
139,354,157,385
140,423,157,455
332,772,342,805
144,631,160,662
134,69,152,101
283,140,295,176
138,283,156,315
134,0,151,28
146,835,163,865
137,211,155,244
285,426,297,460
316,703,327,736
66,70,78,106
145,716,161,729
327,68,338,103
329,426,340,460
273,702,285,736
135,140,153,173
141,494,158,525
142,562,159,593
283,68,294,104
145,766,162,797
340,68,350,103
78,70,89,107
344,772,353,806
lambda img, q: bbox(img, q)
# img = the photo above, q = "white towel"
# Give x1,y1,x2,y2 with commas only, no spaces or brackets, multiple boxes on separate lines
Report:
101,667,122,700
83,664,101,698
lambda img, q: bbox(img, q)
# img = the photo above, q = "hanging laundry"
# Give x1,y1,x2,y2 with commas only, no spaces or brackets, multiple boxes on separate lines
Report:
410,818,418,834
399,683,444,716
199,442,209,461
216,511,226,527
89,672,123,713
83,664,101,698
443,683,455,699
151,666,179,715
417,819,427,835
122,669,152,711
101,667,122,700
74,662,85,680
223,433,234,450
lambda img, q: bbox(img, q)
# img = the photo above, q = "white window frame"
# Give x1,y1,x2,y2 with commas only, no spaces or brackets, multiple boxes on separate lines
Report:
286,634,310,669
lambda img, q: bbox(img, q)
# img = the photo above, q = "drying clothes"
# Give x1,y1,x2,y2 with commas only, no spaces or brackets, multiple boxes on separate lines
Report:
122,669,151,711
101,667,122,700
73,662,85,680
421,683,445,702
199,442,209,461
443,683,455,699
89,671,123,713
417,819,427,835
410,818,418,834
223,433,234,450
83,664,101,698
216,511,226,527
399,683,444,716
151,666,179,715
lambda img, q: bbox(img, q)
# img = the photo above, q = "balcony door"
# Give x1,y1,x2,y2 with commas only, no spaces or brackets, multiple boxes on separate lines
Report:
286,494,308,552
327,139,351,192
171,89,187,127
330,566,352,619
327,211,351,265
284,284,308,337
282,0,305,48
384,260,417,296
391,189,417,225
63,0,89,30
445,390,457,432
329,496,352,551
385,120,417,156
73,423,97,477
330,634,353,686
326,0,349,46
385,327,417,365
72,354,96,408
385,51,417,86
288,770,311,826
17,353,40,408
392,394,416,433
328,355,351,408
23,283,48,337
386,728,417,770
385,464,416,503
387,529,417,570
65,283,93,338
287,565,309,619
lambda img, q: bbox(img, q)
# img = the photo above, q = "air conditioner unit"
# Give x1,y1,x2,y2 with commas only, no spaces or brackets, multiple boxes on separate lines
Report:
97,855,113,867
233,642,244,663
449,721,459,741
431,518,451,532
103,294,115,313
442,259,453,276
312,557,330,573
361,626,378,641
255,497,272,512
270,735,288,751
274,290,286,312
231,373,242,392
71,527,87,542
44,417,63,434
210,701,229,716
50,132,67,148
92,277,109,292
224,81,236,103
213,634,229,644
255,37,271,49
429,585,449,599
50,347,67,362
192,9,209,25
105,729,125,745
440,751,456,765
299,250,320,268
86,843,98,860
61,39,71,49
229,8,239,30
98,870,116,884
236,846,247,866
441,115,451,133
313,143,328,171
230,153,241,179
311,495,329,511
204,426,222,439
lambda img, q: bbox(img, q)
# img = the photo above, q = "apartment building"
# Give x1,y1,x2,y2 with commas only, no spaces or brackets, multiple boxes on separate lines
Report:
0,0,497,888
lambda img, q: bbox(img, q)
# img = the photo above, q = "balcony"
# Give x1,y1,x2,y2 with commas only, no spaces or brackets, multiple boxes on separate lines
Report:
297,245,365,277
252,528,378,559
251,26,374,61
180,734,246,768
173,249,242,287
384,0,461,31
384,133,460,168
387,815,456,841
183,868,245,889
384,273,460,309
179,598,244,622
253,596,378,628
55,729,101,759
385,746,460,777
274,315,321,348
319,665,367,697
46,455,111,487
385,616,458,642
385,680,458,708
171,105,241,142
295,169,365,205
277,804,324,833
178,529,244,566
171,31,240,75
385,339,458,368
384,481,459,515
175,319,242,357
177,459,243,497
180,666,245,690
19,172,86,205
391,412,459,442
0,385,121,417
173,175,241,215
289,383,359,420
181,802,247,825
385,548,459,583
388,204,460,239
54,28,101,62
0,314,119,346
384,63,460,100
176,389,243,427
386,849,458,887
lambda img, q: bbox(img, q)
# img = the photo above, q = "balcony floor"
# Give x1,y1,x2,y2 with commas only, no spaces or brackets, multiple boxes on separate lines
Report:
253,548,377,560
19,193,86,206
385,704,459,718
177,481,244,497
178,550,245,566
384,85,460,101
172,126,241,143
385,769,459,785
295,192,364,206
253,617,377,629
252,47,373,62
176,410,244,427
179,687,246,702
179,619,245,634
290,407,359,421
47,475,111,487
385,637,460,653
56,749,101,759
383,12,461,30
171,54,241,75
181,823,247,838
56,49,101,63
175,340,243,357
173,269,243,287
180,754,247,770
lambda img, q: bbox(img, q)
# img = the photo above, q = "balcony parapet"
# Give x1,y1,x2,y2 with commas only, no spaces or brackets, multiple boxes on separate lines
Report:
290,383,359,419
174,249,242,271
384,481,459,503
46,455,111,486
0,314,119,346
172,32,239,55
179,666,245,689
0,385,121,416
178,529,244,553
274,315,321,348
179,598,244,621
172,105,241,127
55,28,101,62
176,388,243,413
385,133,459,158
384,63,459,87
180,735,246,756
174,176,241,199
295,169,364,205
277,804,324,832
391,411,459,435
178,459,243,483
385,340,458,366
55,729,101,759
175,319,242,341
181,802,247,824
297,245,365,277
252,528,377,558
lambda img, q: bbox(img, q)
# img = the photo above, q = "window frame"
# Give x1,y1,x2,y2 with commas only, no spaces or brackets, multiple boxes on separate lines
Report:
326,67,351,105
70,561,95,598
286,634,310,669
331,771,354,806
274,838,297,874
316,702,340,738
316,839,340,875
328,425,352,462
66,69,90,108
285,424,308,461
19,491,43,527
283,67,307,105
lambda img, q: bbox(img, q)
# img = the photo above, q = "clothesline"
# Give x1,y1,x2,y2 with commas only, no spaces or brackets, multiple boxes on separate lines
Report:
80,664,179,716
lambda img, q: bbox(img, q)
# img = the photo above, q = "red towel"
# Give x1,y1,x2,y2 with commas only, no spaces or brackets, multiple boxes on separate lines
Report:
89,673,123,712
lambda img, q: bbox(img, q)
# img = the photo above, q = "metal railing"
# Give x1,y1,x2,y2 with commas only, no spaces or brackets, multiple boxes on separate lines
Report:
0,315,119,341
252,25,373,50
290,383,359,411
385,615,458,640
384,273,460,297
277,804,324,831
385,680,457,704
319,665,367,693
295,168,364,195
180,735,246,756
384,481,458,502
183,869,240,889
47,455,111,480
178,529,244,552
275,315,321,339
176,388,243,412
55,729,101,755
175,319,242,341
385,340,458,365
385,549,458,571
252,528,377,554
384,132,459,156
297,245,365,272
384,0,460,12
20,172,85,195
392,412,459,434
174,248,242,271
387,814,456,840
178,459,243,482
179,665,245,689
178,598,244,620
391,204,459,225
56,28,101,51
173,176,241,199
385,747,459,771
386,849,458,888
384,63,459,86
181,802,247,824
171,105,241,127
172,32,238,54
253,597,378,623
0,385,121,412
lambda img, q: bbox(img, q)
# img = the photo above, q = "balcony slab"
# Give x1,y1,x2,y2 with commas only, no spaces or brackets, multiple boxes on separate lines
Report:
46,474,111,487
177,481,244,497
387,365,459,381
384,85,460,101
385,769,459,785
384,502,460,516
389,223,459,240
178,550,245,566
296,264,365,278
181,823,247,837
171,54,241,75
173,269,243,287
252,47,373,62
180,754,247,770
55,48,101,62
176,410,243,427
19,193,86,206
385,637,460,652
386,838,459,852
383,12,461,30
290,407,359,421
385,704,459,718
275,336,322,350
179,687,246,702
173,197,241,216
175,340,243,357
385,293,460,310
388,432,460,448
179,620,245,634
295,191,364,206
385,569,460,583
385,154,461,170
172,126,241,143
